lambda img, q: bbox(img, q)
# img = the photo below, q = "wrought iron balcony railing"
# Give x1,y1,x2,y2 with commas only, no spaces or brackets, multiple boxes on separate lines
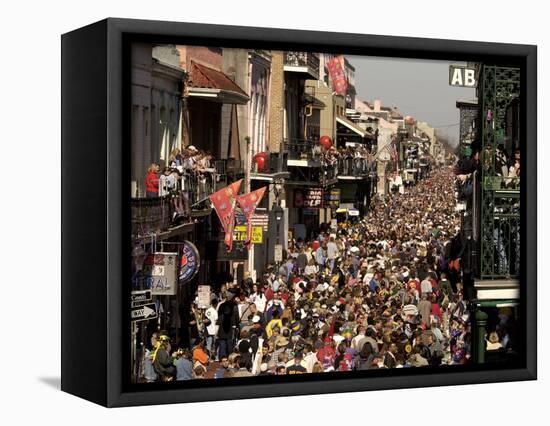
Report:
337,157,373,177
284,138,323,163
283,51,320,80
131,172,217,239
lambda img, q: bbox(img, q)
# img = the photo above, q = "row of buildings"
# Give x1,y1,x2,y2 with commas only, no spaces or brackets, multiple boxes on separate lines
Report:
130,44,444,290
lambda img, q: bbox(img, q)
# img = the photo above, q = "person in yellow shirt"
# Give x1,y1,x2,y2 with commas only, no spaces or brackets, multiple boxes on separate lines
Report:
265,310,283,338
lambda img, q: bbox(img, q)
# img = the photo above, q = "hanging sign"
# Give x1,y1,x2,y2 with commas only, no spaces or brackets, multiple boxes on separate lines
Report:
234,225,263,244
144,252,178,296
324,188,341,207
179,241,200,284
449,65,477,87
294,188,323,208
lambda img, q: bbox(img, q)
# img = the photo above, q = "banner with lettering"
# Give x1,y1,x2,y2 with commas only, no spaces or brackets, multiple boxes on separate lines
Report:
236,186,267,249
209,179,243,252
327,55,348,95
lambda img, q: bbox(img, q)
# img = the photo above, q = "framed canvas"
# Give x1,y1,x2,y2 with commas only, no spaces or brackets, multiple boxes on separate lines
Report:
61,18,537,407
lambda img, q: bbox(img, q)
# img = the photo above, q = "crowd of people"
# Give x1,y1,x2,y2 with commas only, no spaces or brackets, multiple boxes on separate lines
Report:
142,166,482,382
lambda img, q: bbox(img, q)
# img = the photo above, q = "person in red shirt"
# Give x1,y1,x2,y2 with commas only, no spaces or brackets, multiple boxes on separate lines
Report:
316,337,336,371
145,163,160,198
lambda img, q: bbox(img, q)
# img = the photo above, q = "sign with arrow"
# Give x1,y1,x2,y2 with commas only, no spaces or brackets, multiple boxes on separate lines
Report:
131,303,157,322
130,290,152,307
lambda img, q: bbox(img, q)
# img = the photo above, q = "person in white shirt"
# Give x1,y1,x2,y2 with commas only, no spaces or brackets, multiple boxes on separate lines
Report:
420,278,433,295
204,299,219,359
302,343,318,373
326,237,339,272
249,284,267,313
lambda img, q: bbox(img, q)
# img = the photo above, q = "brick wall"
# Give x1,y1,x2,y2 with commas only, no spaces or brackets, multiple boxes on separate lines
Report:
268,51,284,153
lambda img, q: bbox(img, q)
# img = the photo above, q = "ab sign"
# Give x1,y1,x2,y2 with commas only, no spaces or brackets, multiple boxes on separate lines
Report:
449,65,476,88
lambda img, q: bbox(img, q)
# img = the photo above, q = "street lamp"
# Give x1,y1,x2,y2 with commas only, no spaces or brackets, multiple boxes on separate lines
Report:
272,203,284,272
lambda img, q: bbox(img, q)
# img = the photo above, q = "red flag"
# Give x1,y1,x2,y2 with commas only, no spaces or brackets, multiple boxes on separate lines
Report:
236,187,267,249
209,179,243,252
327,55,348,95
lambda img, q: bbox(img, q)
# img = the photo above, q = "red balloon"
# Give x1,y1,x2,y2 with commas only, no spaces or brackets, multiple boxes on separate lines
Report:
319,135,332,150
254,153,267,172
312,240,320,251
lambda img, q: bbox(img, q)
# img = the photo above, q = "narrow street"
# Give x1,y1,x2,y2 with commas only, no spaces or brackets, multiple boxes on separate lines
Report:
130,47,521,382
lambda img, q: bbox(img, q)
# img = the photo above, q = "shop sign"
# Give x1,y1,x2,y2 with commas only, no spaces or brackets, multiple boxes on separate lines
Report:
449,65,476,87
179,241,200,285
324,188,341,207
234,225,263,244
294,187,323,208
144,252,178,296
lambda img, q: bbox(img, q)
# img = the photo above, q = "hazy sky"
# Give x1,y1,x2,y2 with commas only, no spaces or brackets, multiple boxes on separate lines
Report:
348,55,476,145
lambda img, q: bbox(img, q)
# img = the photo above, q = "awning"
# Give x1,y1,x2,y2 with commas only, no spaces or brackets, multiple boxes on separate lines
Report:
335,207,359,215
336,116,375,139
187,62,250,105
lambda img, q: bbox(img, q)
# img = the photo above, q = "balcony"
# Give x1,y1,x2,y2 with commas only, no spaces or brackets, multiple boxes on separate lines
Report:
283,139,338,187
284,139,323,167
284,52,320,80
213,158,245,183
250,150,289,182
337,157,374,180
131,172,217,241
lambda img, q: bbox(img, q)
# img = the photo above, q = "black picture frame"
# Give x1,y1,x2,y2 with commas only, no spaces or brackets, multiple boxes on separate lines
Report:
61,18,537,407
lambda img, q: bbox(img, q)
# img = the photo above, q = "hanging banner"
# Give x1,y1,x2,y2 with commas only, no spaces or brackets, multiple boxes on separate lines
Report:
236,186,267,249
327,55,348,95
144,252,178,296
179,241,200,284
209,179,243,252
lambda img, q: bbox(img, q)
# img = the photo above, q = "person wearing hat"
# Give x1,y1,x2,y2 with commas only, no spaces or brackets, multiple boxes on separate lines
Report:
249,315,267,340
152,334,176,381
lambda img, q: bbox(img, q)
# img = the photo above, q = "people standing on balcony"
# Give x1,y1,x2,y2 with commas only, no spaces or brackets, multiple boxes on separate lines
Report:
145,163,160,198
169,148,184,170
159,167,177,196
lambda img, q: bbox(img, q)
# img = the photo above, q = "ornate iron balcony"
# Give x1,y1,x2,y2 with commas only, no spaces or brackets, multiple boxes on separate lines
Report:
283,51,320,80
